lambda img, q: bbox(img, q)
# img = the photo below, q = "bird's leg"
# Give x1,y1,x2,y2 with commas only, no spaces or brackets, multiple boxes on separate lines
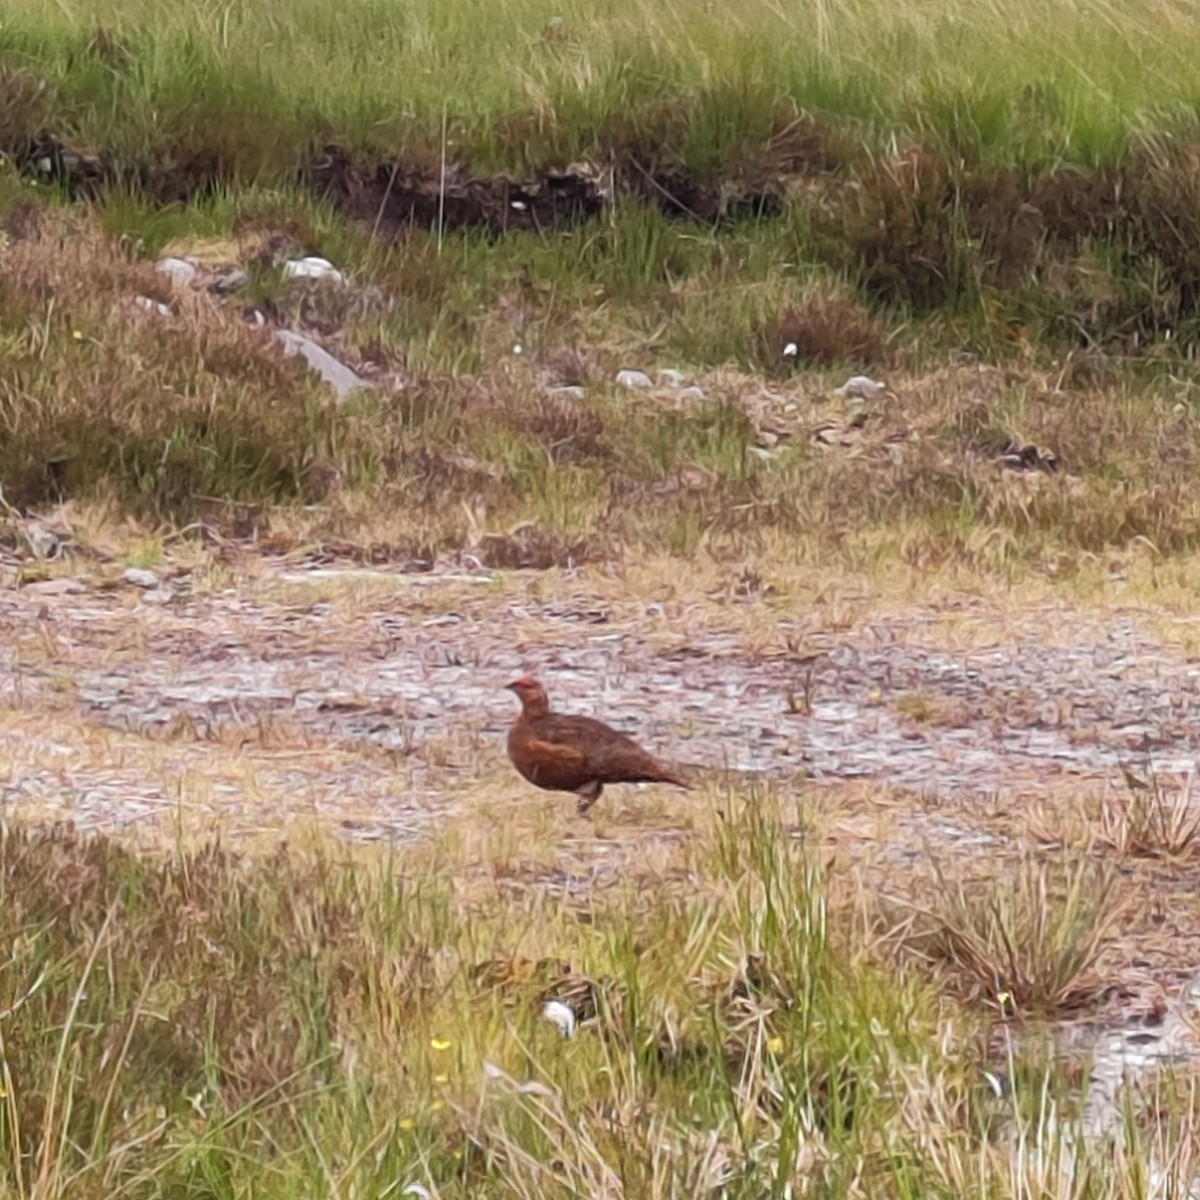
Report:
575,780,603,815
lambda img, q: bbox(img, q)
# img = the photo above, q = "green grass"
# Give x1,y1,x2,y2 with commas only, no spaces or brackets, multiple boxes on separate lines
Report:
0,797,1182,1200
5,0,1200,174
9,0,1200,375
7,198,1200,573
7,5,1200,1194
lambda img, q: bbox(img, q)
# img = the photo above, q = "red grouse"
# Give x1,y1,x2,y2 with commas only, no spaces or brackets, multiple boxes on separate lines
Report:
505,676,691,814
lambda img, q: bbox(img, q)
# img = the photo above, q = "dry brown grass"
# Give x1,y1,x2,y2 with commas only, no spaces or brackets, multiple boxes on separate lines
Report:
1094,773,1200,860
915,848,1122,1015
2,208,1200,580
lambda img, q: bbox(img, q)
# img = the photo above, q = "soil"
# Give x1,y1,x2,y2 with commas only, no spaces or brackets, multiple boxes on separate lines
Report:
7,553,1200,1123
3,557,1200,838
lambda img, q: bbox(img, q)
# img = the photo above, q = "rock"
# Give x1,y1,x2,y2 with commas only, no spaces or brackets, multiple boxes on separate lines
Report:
546,386,586,401
615,369,653,390
756,429,779,448
283,257,345,285
657,368,686,387
676,386,706,401
541,999,577,1038
24,524,62,559
22,577,85,595
155,257,197,288
782,342,799,360
208,268,248,295
835,375,888,400
135,296,172,318
274,329,369,400
121,567,160,590
1000,443,1060,473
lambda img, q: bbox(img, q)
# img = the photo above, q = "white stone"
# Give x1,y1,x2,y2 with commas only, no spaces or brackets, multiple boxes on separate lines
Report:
541,999,576,1038
135,296,172,318
209,268,248,295
274,329,369,401
155,257,197,288
283,256,345,285
615,369,653,389
836,375,888,400
546,386,586,401
25,525,61,559
657,368,686,387
121,567,160,589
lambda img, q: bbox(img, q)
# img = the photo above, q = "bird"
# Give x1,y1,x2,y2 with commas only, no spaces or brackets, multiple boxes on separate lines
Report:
505,676,691,814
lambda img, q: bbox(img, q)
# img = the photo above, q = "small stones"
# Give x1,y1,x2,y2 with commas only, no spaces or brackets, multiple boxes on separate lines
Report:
615,369,653,390
541,999,577,1038
1000,442,1060,473
154,254,246,296
208,268,249,295
135,296,172,318
283,256,345,285
21,576,86,596
835,374,888,400
154,257,197,288
546,385,586,401
23,524,63,560
121,567,160,590
273,329,369,401
613,368,704,401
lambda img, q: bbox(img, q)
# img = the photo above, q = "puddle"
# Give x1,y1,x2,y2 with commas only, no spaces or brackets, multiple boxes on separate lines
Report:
6,562,1200,1159
5,569,1200,828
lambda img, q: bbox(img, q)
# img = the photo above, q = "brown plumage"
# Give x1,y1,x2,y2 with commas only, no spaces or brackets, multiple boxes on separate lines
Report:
505,676,691,814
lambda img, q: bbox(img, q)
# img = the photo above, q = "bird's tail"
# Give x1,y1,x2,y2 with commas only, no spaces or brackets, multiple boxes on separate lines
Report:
656,766,692,791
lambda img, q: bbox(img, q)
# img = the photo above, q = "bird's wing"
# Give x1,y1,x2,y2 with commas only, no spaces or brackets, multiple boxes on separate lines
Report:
521,735,590,788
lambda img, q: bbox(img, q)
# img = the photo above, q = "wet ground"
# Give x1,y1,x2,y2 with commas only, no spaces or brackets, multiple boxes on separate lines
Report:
5,555,1200,1143
3,559,1200,840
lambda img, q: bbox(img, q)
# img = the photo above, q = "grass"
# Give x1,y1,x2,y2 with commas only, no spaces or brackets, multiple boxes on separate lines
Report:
8,2,1200,1194
4,0,1200,175
0,797,1188,1200
6,199,1200,577
1092,772,1200,860
917,848,1121,1015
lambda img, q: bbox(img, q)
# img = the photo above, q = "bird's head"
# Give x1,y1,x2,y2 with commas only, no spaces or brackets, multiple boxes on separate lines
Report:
506,675,550,717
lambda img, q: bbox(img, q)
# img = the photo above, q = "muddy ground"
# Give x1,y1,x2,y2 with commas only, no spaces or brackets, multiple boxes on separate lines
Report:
8,550,1200,1088
3,554,1200,841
